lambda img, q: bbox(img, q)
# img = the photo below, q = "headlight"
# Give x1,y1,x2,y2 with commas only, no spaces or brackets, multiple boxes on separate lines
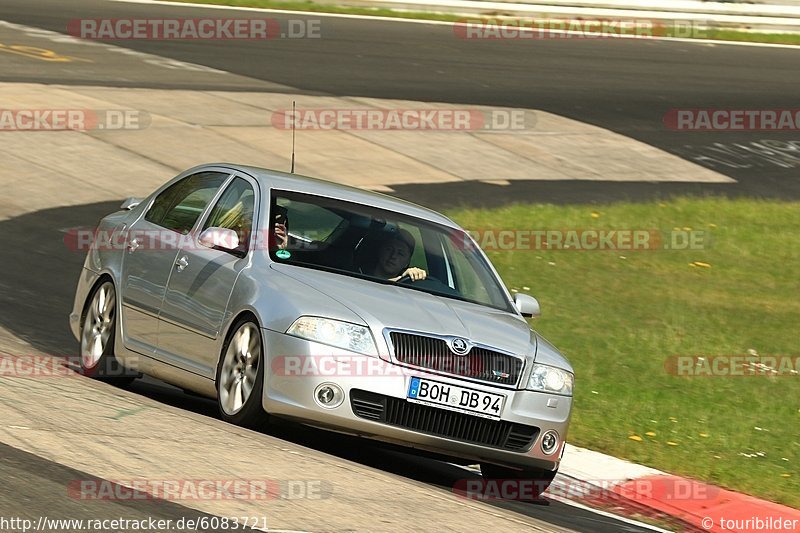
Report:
527,364,574,396
286,316,378,356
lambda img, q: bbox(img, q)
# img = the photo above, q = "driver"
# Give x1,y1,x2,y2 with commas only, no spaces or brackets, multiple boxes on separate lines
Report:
370,229,427,282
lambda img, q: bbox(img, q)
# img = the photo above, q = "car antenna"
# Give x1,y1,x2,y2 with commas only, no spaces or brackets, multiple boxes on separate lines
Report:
290,100,296,174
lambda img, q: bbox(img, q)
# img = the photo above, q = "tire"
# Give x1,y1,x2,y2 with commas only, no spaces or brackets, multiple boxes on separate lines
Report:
216,318,269,430
79,280,135,386
480,463,557,500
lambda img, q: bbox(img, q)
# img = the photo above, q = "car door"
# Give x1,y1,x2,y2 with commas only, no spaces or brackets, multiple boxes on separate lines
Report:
156,175,258,377
120,170,230,354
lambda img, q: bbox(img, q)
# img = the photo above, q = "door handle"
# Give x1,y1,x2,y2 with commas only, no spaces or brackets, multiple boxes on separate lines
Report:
175,256,189,272
128,238,140,252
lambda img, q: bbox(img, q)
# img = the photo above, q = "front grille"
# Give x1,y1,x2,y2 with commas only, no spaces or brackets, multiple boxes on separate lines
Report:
389,332,522,386
351,390,539,452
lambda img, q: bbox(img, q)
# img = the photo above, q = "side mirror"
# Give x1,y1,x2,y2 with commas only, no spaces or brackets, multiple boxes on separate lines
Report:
199,227,240,252
514,293,541,318
120,197,143,210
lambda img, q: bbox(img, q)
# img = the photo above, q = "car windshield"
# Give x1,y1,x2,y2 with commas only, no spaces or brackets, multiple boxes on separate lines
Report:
268,190,515,313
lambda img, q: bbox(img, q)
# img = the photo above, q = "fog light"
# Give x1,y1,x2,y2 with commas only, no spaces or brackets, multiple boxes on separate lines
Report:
541,430,559,455
314,383,344,409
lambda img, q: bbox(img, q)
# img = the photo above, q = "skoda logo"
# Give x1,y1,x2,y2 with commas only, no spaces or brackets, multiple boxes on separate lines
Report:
450,338,470,355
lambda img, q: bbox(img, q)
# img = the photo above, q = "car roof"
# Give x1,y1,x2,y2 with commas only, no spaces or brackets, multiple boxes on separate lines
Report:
206,163,461,229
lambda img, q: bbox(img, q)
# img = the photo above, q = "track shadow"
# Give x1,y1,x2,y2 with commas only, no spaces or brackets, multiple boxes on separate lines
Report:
0,201,121,356
391,178,800,210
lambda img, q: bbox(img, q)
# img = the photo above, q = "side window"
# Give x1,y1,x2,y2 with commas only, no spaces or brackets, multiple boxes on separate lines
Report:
203,177,256,253
145,171,228,234
277,198,345,244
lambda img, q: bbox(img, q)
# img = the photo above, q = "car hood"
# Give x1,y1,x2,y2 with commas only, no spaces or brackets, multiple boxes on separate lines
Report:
532,332,573,373
271,263,535,358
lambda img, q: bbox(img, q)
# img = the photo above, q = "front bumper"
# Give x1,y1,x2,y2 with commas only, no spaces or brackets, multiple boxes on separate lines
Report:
262,329,572,471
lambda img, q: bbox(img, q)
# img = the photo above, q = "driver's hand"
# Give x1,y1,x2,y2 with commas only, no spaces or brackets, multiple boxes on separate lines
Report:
401,267,427,281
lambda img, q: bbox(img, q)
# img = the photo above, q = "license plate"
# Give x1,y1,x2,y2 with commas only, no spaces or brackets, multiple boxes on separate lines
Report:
407,377,505,419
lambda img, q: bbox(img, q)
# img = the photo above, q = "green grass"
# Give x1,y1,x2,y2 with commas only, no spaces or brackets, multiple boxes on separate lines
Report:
168,0,800,46
702,29,800,45
446,198,800,509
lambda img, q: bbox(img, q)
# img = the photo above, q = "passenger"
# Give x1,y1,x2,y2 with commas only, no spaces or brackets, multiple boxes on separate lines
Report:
273,205,288,250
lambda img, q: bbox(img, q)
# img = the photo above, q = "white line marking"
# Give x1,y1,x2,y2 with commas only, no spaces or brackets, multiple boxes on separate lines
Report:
111,0,800,49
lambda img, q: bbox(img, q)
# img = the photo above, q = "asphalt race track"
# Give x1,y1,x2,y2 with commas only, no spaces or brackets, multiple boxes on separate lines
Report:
0,442,254,533
2,0,800,204
0,0,797,531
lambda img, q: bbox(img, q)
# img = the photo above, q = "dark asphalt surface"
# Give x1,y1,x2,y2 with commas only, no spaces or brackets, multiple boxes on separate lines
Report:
1,1,795,531
2,0,800,205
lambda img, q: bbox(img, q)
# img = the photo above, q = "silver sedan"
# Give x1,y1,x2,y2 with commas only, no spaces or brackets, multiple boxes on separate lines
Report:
70,163,574,495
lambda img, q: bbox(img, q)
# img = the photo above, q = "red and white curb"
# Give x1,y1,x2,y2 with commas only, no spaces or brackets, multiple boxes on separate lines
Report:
558,444,800,532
